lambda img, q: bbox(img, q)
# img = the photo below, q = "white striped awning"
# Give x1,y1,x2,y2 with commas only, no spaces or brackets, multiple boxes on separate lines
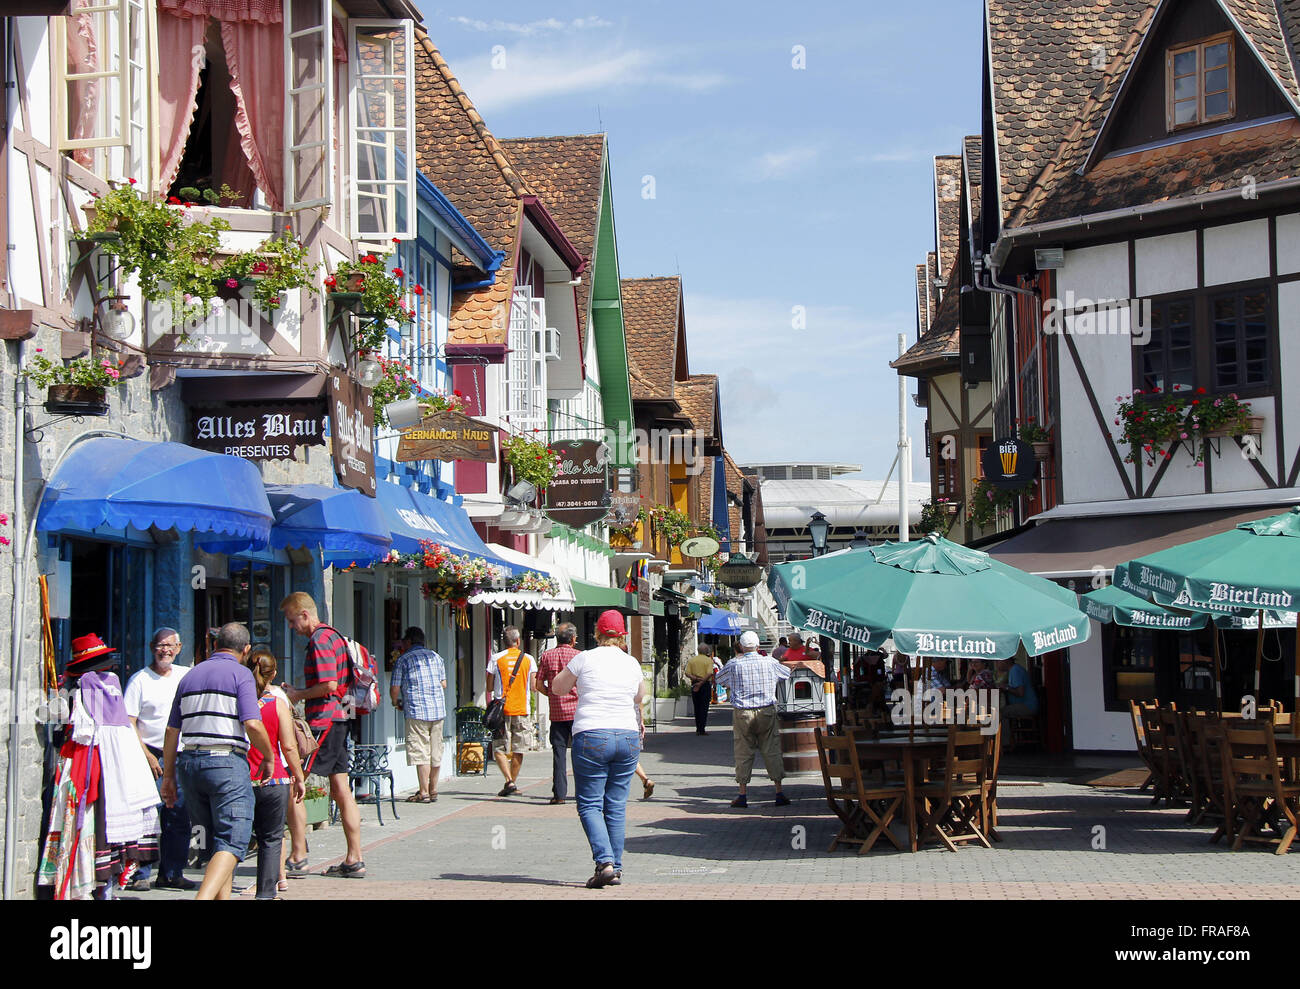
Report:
468,544,576,610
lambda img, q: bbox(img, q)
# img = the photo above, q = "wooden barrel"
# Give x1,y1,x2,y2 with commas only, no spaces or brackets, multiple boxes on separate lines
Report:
779,714,826,776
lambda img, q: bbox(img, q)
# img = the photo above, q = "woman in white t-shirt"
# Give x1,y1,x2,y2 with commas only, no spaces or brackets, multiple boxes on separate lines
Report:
549,610,646,889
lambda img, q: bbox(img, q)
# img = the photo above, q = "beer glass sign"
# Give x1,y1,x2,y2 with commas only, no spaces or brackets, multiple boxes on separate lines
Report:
980,436,1038,488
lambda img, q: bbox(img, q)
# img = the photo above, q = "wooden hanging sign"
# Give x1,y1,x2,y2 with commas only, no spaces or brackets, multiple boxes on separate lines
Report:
396,410,499,463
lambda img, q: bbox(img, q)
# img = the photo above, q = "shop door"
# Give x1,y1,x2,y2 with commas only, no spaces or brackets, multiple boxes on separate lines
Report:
64,538,153,679
353,580,376,744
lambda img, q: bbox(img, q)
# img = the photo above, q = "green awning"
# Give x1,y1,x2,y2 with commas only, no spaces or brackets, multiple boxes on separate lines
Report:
649,598,666,617
571,579,633,610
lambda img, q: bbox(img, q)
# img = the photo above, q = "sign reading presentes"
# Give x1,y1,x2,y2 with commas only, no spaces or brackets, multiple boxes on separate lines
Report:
980,436,1038,489
328,373,376,497
544,439,611,526
396,410,498,463
190,399,326,461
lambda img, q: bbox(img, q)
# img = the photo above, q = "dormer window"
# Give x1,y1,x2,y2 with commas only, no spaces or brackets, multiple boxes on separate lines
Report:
1167,33,1234,131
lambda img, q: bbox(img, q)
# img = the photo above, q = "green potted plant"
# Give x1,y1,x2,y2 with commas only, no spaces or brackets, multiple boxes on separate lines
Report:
647,504,696,547
22,350,125,411
370,356,416,429
215,230,317,315
82,180,231,327
302,777,330,827
917,498,955,534
968,476,1035,529
325,251,416,352
502,435,562,496
1018,417,1052,461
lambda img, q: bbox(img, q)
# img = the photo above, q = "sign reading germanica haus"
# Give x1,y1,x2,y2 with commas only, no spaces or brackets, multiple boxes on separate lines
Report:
329,372,376,497
189,399,326,462
396,410,498,463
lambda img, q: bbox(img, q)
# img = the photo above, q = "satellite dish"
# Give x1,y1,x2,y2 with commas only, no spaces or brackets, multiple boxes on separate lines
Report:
680,536,721,558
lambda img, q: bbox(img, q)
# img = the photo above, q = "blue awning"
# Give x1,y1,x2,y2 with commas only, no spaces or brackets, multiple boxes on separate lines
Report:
698,608,749,634
265,484,392,565
36,438,273,553
375,480,528,574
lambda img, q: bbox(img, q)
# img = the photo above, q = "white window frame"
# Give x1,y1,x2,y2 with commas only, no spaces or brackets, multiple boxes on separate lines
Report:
348,18,415,241
284,0,335,210
57,0,145,154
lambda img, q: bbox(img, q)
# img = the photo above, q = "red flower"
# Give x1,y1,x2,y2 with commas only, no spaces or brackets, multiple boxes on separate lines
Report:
183,201,193,209
90,191,99,198
413,285,424,296
392,267,404,278
1196,387,1206,394
167,195,181,205
324,276,337,287
362,254,378,264
127,178,137,185
453,390,462,397
392,238,400,243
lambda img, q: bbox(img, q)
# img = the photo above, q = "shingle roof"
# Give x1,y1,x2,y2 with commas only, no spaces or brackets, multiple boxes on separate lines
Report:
915,262,930,336
926,252,939,317
935,155,963,274
497,135,606,340
622,277,682,402
892,256,962,373
413,31,526,345
676,374,718,440
1221,0,1300,105
723,450,749,544
963,135,983,256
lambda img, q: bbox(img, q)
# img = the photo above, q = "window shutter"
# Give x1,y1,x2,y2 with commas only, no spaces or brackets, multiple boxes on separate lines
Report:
284,0,334,211
348,19,415,241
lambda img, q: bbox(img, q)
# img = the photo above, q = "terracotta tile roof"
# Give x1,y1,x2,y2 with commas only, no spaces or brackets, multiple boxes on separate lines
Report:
934,155,963,274
926,252,940,317
986,0,1152,225
622,276,682,402
963,135,983,256
892,256,962,373
722,450,751,545
497,135,605,339
695,457,715,527
413,31,527,346
915,262,930,336
990,1,1300,228
675,374,718,439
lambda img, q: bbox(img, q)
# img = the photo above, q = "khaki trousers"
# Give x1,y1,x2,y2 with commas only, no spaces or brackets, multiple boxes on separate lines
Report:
732,706,783,787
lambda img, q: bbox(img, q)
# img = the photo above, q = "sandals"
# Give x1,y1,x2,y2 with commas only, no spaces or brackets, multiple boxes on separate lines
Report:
285,857,310,876
277,879,289,893
585,863,616,889
498,782,518,797
406,793,432,803
642,780,655,800
323,861,366,879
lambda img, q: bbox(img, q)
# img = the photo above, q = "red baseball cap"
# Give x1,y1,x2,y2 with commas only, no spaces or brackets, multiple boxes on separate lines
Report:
596,610,626,635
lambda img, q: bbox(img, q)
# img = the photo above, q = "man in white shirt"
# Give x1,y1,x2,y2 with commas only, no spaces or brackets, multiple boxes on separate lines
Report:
123,627,194,891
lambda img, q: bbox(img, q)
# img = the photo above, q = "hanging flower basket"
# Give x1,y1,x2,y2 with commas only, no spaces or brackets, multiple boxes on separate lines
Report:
46,384,108,415
1203,415,1265,439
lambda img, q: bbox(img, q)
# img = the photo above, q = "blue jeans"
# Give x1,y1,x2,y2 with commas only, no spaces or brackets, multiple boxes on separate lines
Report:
571,729,640,871
137,745,190,882
177,750,254,861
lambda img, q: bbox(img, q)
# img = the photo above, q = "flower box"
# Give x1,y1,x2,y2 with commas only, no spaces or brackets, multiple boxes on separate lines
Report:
1031,440,1053,461
303,795,329,827
45,384,108,416
330,272,366,293
1203,416,1265,439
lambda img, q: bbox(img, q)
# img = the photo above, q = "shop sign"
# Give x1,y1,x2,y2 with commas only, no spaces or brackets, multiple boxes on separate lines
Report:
329,372,376,497
609,491,642,528
637,577,651,616
189,398,326,462
544,439,611,526
395,410,498,463
980,436,1038,489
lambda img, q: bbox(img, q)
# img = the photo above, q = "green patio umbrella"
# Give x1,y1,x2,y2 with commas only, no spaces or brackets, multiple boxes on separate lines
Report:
770,533,1090,660
1080,583,1209,631
1115,505,1300,721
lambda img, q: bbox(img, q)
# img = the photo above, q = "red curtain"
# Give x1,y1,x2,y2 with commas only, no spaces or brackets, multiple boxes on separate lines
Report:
66,2,98,169
219,19,284,210
157,12,208,192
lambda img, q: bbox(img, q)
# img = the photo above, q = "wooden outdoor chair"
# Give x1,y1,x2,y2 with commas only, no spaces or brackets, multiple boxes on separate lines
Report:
1183,713,1226,830
916,726,992,852
1129,700,1156,793
1140,703,1184,806
1220,722,1300,854
815,727,906,854
1159,704,1193,806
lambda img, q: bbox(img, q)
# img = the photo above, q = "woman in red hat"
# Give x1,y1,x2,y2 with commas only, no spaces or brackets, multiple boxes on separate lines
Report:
38,634,162,899
549,610,646,888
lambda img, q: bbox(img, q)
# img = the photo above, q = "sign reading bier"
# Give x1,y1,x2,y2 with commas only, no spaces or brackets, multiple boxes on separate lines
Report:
396,410,498,463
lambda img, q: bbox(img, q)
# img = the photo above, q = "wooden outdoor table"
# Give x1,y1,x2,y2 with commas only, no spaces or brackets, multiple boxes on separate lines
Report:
854,735,950,851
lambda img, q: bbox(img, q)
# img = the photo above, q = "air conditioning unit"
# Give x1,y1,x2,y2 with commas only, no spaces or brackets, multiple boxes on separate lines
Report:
541,327,561,361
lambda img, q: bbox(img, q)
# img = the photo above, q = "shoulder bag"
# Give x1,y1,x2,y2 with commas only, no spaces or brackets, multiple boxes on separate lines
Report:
483,652,527,734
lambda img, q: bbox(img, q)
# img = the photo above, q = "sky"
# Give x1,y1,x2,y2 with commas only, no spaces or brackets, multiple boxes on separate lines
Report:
418,1,984,481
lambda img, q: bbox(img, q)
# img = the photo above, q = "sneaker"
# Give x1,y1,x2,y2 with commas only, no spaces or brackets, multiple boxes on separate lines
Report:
730,795,748,808
774,793,792,807
154,874,197,891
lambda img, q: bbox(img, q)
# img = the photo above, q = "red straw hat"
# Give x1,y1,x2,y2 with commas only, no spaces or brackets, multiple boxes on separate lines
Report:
595,610,626,636
67,633,117,675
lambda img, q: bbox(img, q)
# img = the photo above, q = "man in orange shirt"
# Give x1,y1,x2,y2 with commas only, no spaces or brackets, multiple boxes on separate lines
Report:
485,626,537,796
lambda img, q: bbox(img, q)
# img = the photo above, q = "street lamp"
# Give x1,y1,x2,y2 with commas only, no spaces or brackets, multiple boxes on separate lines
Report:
851,530,869,551
808,510,830,557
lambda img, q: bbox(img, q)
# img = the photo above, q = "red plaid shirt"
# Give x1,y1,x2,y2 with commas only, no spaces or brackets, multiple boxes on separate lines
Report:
537,645,580,722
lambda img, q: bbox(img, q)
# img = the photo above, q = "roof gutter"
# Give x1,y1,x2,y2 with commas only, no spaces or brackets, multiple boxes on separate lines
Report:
991,175,1300,267
416,172,505,276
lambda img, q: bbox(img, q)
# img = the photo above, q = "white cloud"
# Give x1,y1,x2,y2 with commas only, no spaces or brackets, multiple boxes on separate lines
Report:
751,146,819,180
455,47,728,113
447,16,613,36
859,148,927,164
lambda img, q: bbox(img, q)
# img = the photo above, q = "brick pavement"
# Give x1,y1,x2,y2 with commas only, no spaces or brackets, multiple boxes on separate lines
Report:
137,711,1300,900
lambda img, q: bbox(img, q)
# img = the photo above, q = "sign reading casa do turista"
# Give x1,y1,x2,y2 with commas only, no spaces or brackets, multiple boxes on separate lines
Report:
396,410,498,463
190,399,326,462
544,439,612,526
328,373,376,497
980,436,1038,489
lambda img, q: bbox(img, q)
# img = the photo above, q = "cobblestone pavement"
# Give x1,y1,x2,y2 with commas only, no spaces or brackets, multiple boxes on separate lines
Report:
138,713,1300,900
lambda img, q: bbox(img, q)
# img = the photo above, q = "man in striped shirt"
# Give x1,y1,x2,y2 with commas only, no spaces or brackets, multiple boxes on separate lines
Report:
161,622,273,900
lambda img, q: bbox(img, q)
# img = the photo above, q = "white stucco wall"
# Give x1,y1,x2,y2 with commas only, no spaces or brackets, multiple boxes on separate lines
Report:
1277,213,1300,275
1134,231,1197,297
1203,219,1270,287
1069,631,1139,752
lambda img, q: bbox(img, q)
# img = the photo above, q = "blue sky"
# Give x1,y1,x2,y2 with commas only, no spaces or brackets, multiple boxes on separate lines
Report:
419,2,983,480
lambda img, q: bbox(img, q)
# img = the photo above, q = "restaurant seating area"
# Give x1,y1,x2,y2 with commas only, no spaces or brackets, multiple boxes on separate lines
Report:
1128,699,1300,854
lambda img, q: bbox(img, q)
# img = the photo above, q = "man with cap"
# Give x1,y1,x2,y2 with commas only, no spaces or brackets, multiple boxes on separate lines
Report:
123,627,195,891
715,630,792,808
